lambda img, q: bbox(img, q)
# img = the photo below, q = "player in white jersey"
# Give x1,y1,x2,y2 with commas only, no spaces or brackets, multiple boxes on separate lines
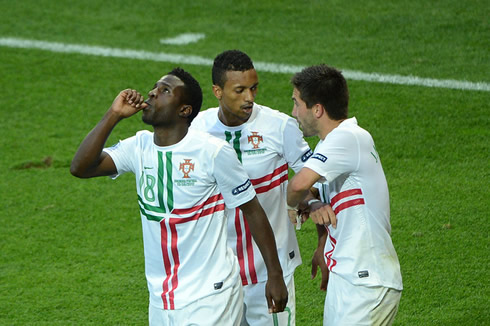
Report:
71,67,288,325
191,50,331,326
287,64,403,325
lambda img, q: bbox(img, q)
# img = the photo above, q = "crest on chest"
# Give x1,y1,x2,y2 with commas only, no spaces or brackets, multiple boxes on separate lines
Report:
247,131,263,149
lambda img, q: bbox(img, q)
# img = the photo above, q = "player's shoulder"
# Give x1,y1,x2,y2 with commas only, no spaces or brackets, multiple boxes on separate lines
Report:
254,103,292,122
192,107,219,125
323,118,369,148
188,128,229,150
131,129,153,144
334,117,369,138
253,103,302,138
252,103,297,132
135,129,153,137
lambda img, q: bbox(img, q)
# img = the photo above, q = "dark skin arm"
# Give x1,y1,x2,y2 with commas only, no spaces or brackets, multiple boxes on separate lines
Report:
239,197,288,313
312,224,329,291
70,89,146,178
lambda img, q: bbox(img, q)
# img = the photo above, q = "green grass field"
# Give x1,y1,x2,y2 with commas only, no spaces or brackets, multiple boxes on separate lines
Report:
0,1,488,325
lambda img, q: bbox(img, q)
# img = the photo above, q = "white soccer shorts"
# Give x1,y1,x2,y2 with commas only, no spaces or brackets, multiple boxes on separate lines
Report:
324,272,401,326
240,272,296,326
149,268,243,326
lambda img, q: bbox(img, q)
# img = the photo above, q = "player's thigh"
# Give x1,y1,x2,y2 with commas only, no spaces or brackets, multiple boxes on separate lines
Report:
369,287,401,326
241,273,296,326
324,272,401,326
149,275,243,326
189,275,244,326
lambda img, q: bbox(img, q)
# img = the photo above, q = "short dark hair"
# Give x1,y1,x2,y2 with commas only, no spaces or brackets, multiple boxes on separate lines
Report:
212,50,255,88
291,64,349,120
168,67,203,125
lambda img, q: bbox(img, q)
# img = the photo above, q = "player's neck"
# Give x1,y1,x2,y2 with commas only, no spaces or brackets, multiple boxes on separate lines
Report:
319,118,345,140
152,125,189,147
217,108,249,127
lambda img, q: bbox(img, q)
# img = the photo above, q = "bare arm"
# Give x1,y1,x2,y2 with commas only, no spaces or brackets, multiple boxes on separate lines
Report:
287,167,321,208
288,169,337,227
239,197,288,313
70,89,147,178
311,224,329,291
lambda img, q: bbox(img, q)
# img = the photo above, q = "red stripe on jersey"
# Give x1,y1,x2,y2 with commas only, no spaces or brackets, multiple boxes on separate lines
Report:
250,163,288,186
243,213,257,284
172,203,225,224
324,227,338,271
171,194,223,215
254,174,288,194
167,221,180,310
334,198,365,215
330,189,363,207
160,221,172,310
234,208,258,285
234,208,248,285
159,196,225,309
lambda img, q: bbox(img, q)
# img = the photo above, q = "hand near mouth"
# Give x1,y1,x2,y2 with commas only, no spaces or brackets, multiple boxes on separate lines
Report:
110,89,148,118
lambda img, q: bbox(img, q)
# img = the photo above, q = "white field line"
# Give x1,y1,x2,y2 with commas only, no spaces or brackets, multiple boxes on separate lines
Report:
1,37,489,92
160,33,206,45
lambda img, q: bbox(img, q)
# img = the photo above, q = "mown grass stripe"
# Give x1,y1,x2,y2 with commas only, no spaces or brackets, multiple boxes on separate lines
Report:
0,37,488,92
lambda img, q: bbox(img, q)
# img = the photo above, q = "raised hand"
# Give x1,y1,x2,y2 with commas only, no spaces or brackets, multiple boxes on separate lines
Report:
110,89,148,118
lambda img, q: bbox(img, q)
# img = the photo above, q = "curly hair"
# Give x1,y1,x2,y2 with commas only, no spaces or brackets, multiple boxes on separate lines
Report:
212,50,255,88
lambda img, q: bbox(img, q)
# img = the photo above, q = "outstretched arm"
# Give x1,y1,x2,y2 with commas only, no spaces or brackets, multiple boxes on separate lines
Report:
70,89,147,178
239,197,288,314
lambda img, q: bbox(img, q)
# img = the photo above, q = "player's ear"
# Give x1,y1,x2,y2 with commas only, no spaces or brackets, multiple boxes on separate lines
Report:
180,105,192,118
313,103,324,118
212,85,223,100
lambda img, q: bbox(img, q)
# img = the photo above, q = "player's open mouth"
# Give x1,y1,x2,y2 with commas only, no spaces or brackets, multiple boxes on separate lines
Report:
242,105,253,114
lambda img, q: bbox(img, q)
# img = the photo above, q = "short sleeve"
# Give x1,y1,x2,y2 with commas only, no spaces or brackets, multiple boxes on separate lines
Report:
103,136,137,178
282,117,313,173
304,129,359,183
213,143,256,208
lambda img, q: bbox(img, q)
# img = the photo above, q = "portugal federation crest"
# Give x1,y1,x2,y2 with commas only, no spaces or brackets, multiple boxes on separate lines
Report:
179,159,195,178
247,131,263,149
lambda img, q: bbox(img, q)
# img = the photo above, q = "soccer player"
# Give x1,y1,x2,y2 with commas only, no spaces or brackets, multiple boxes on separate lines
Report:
287,64,403,325
191,50,332,326
70,67,288,325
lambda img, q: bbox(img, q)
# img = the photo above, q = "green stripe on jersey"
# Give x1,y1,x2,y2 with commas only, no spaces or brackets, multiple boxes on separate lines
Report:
158,151,165,211
138,151,174,221
224,130,243,163
139,205,162,222
225,131,232,143
138,195,165,213
165,151,174,211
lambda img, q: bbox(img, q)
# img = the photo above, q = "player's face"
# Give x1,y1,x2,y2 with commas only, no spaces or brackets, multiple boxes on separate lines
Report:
215,69,258,126
143,75,186,126
292,88,317,137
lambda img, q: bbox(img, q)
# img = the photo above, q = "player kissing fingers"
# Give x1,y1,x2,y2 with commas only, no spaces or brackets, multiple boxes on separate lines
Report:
123,89,146,109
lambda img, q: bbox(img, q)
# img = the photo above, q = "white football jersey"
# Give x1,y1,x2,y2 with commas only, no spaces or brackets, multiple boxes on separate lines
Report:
104,129,256,309
191,103,312,284
304,117,403,290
